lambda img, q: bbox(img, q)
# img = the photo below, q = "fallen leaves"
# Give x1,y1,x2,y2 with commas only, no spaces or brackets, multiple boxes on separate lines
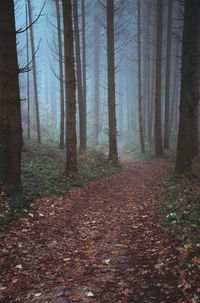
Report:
15,264,23,269
154,262,164,270
183,243,193,251
0,158,199,302
33,293,42,297
192,257,200,265
85,291,95,297
103,259,111,265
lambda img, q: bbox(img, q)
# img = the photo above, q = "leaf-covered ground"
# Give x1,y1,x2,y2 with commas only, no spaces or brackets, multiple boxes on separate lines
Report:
0,157,199,302
0,144,120,225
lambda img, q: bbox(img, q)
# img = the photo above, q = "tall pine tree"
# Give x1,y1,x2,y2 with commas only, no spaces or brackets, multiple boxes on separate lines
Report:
0,0,22,186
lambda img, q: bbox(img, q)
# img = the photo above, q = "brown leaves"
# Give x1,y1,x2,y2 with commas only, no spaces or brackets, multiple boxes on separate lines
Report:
192,257,200,265
0,158,199,302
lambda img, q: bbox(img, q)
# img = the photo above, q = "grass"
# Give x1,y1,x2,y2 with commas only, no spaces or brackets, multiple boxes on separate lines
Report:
0,141,121,227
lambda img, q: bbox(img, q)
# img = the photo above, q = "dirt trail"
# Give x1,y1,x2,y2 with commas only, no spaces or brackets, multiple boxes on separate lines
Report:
0,158,191,302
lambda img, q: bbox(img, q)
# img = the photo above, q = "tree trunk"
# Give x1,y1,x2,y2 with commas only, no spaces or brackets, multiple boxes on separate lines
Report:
137,0,145,153
81,0,87,151
26,3,30,140
170,39,180,133
175,0,200,173
62,0,77,174
55,0,65,149
93,12,100,145
149,8,157,149
107,0,118,162
145,3,151,147
191,109,199,158
27,0,41,144
0,0,22,186
142,2,149,141
154,0,163,156
73,0,85,153
164,0,173,150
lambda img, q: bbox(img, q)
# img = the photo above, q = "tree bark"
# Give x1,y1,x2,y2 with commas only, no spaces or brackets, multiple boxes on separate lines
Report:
145,3,151,147
175,0,200,173
81,0,87,151
26,3,30,140
27,0,41,144
154,0,163,156
55,0,65,149
170,39,180,133
137,0,145,153
73,0,85,153
0,0,22,185
164,0,173,150
62,0,77,174
107,0,118,162
93,12,100,145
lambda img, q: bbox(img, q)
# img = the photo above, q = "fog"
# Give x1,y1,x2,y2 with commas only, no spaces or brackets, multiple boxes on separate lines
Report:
15,0,182,153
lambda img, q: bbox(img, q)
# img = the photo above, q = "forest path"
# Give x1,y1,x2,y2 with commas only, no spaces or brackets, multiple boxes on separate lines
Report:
0,158,189,302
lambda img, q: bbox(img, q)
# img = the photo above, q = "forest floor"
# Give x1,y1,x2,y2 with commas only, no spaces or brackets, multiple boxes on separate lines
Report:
0,156,200,303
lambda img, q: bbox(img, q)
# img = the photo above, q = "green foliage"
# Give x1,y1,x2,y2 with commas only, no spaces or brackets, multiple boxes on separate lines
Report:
78,147,121,180
158,174,200,253
123,145,155,160
0,142,121,227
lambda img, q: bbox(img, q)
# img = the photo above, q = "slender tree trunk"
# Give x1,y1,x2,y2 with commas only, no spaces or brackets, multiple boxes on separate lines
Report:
170,39,180,133
175,0,200,173
62,0,77,174
27,0,41,144
145,4,151,147
73,0,85,153
142,2,149,141
164,0,173,150
154,0,163,156
26,3,30,140
129,71,135,135
93,13,100,145
148,10,157,148
137,0,145,153
107,0,118,162
0,0,22,185
56,0,65,149
81,0,87,150
126,75,130,134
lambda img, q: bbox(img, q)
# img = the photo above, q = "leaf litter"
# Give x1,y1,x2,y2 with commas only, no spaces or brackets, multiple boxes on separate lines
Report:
0,157,199,302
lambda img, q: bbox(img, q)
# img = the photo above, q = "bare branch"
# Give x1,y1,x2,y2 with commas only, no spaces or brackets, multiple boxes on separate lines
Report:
16,1,46,34
19,39,41,74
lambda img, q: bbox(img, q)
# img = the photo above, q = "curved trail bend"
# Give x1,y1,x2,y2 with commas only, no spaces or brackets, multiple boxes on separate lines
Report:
1,158,189,302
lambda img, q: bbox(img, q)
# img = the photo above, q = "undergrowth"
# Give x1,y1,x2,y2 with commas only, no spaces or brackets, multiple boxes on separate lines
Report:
0,142,121,227
123,144,177,161
123,146,155,160
158,173,200,271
